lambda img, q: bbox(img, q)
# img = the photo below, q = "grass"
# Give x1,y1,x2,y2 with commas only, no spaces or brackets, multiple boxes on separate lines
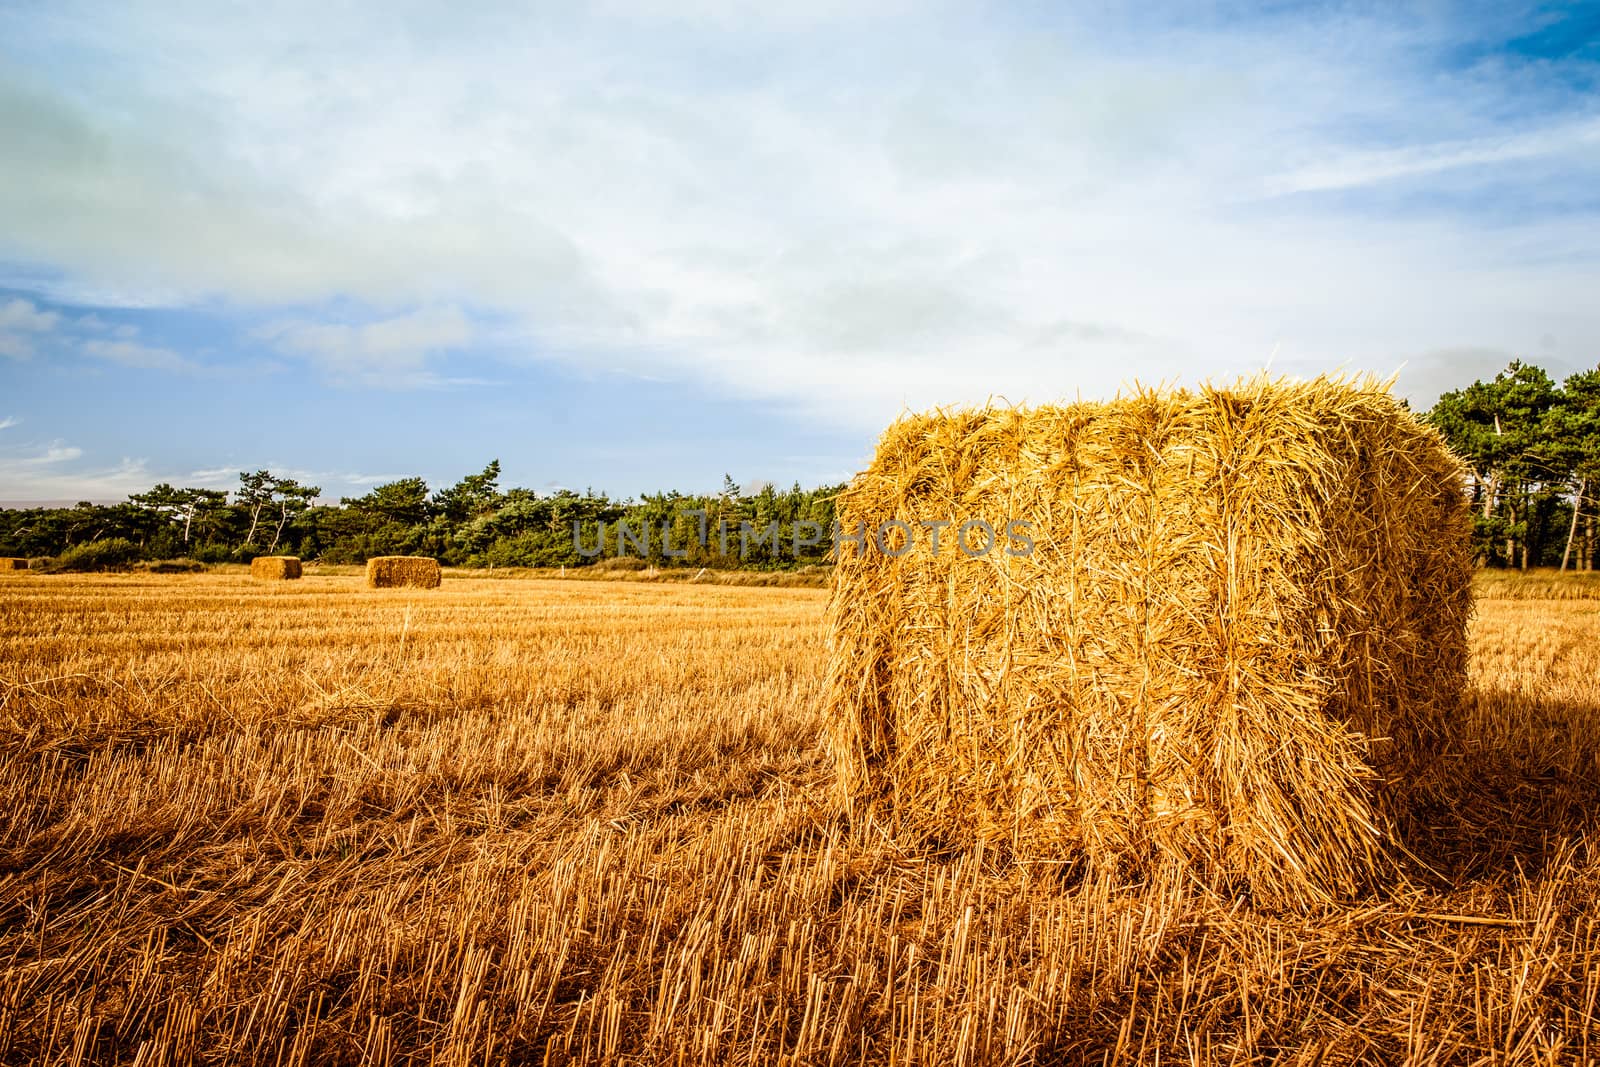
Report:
1471,568,1600,600
1,571,1598,1064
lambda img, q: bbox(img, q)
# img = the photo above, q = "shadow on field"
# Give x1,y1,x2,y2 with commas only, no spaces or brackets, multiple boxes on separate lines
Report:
1395,687,1600,885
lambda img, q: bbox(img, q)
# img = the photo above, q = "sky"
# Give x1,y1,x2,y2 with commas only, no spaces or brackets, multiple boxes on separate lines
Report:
2,1,1598,504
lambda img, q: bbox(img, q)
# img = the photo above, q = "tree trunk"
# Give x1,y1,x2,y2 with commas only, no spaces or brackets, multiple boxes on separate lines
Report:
270,503,289,553
182,503,194,545
1561,479,1586,572
1481,471,1498,520
1505,497,1516,569
245,504,264,546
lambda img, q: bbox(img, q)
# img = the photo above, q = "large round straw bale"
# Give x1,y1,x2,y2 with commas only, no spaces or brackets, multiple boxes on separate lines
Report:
366,556,442,589
250,556,302,580
0,557,27,572
825,376,1472,907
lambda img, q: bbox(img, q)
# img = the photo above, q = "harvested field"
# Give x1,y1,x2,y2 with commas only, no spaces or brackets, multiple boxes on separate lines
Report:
1,572,1598,1064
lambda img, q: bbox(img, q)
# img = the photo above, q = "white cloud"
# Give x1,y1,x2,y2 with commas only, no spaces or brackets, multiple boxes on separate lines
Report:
188,464,400,491
257,306,473,384
1263,118,1600,197
0,438,153,502
0,3,1596,423
81,337,191,370
0,416,18,430
0,295,60,359
0,297,58,332
185,466,241,482
0,443,399,502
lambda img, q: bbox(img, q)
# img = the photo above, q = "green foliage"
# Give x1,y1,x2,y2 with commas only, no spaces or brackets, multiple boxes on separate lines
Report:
191,542,235,564
316,523,424,564
343,478,431,526
235,470,321,551
1428,360,1600,569
479,531,584,568
138,559,207,574
1548,369,1600,487
431,461,501,524
46,538,141,572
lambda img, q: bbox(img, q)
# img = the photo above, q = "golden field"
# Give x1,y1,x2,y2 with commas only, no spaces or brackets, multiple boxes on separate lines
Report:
2,571,1599,1065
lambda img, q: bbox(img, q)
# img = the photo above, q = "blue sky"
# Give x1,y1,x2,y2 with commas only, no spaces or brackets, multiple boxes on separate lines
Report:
2,1,1598,503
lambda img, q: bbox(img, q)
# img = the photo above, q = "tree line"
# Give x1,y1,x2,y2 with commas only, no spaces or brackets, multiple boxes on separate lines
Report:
1426,361,1600,570
3,359,1597,572
0,463,843,571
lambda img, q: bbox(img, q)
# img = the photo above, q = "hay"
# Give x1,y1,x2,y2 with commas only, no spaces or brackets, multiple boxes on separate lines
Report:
0,557,26,571
250,556,302,581
366,556,442,589
825,376,1472,907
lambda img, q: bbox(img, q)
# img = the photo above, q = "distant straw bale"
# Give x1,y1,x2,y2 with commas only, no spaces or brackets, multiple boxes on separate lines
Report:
825,376,1472,907
250,556,302,581
366,556,442,589
0,557,26,572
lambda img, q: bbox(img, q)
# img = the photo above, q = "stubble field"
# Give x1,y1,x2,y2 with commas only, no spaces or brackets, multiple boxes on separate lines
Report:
2,571,1599,1065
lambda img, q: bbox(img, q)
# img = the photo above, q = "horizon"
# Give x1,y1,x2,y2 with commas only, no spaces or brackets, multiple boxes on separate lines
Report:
2,357,1589,512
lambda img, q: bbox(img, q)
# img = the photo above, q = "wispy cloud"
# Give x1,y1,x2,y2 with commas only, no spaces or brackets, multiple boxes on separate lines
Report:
0,416,18,430
0,1,1596,430
74,313,146,339
0,295,60,359
81,337,192,371
0,437,152,501
0,297,58,332
257,306,473,385
0,452,390,503
185,466,241,482
188,465,404,493
340,472,407,486
1263,117,1600,197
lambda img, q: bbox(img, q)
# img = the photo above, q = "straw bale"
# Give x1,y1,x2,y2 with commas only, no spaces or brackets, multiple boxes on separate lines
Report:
250,556,302,580
366,556,442,589
0,557,26,571
825,376,1472,906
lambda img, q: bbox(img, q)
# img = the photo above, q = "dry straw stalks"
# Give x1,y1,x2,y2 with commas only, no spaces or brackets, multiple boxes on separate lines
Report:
826,375,1473,907
249,556,302,581
2,572,1597,1061
366,555,443,589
